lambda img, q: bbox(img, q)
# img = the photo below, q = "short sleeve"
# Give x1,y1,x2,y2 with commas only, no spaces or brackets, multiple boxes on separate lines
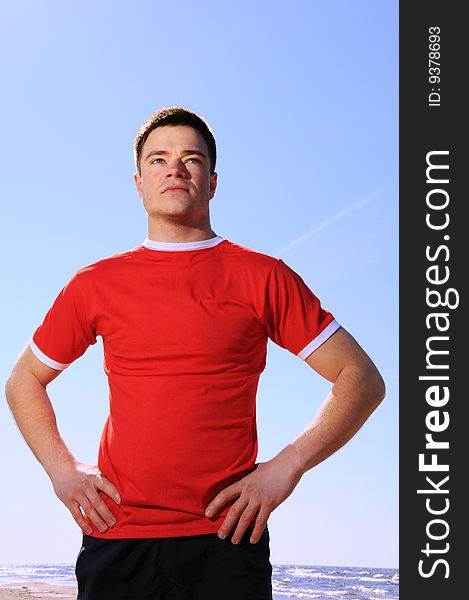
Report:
264,259,341,360
29,271,97,370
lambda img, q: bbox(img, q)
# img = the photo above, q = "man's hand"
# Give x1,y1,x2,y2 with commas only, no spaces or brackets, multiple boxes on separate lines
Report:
205,449,303,545
50,460,121,535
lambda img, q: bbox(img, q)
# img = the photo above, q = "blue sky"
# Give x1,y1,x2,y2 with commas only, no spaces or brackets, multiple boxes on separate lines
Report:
0,0,398,568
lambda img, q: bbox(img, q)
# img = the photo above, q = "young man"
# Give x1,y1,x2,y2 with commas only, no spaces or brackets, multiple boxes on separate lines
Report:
5,107,385,600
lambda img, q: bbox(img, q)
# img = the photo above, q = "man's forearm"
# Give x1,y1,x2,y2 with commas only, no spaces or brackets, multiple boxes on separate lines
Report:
5,373,76,479
282,363,386,477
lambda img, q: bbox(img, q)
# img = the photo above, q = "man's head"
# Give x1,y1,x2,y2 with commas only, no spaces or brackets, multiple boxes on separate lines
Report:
133,107,218,229
134,106,217,176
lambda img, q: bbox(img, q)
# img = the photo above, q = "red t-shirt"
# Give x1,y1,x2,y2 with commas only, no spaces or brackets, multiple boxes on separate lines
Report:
29,235,340,538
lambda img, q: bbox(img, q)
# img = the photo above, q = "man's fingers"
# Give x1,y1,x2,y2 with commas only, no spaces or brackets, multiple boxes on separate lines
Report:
249,508,270,544
94,474,121,505
229,503,259,544
78,498,109,533
205,483,241,518
86,489,117,528
216,496,249,539
69,502,93,535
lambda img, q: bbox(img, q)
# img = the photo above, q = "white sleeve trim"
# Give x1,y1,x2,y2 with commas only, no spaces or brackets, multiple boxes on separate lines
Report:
29,337,71,370
297,320,342,361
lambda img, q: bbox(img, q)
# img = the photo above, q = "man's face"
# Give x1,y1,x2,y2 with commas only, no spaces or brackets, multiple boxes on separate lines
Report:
134,125,217,224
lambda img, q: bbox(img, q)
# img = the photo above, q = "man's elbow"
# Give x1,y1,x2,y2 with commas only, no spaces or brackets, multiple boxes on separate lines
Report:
364,363,386,409
343,358,386,410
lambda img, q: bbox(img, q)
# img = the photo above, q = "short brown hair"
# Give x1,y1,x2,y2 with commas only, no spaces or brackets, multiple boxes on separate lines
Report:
134,106,217,175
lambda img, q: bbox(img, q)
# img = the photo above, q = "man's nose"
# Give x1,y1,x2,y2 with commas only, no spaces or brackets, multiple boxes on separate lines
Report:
166,160,188,178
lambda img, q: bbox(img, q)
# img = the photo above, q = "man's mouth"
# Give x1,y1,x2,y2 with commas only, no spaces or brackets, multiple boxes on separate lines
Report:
163,186,189,193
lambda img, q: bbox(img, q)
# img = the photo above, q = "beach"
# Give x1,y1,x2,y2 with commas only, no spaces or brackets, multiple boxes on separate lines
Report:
0,582,77,599
0,564,399,599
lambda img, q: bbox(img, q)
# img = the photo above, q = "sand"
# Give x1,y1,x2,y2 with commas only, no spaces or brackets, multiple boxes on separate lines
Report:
0,582,77,599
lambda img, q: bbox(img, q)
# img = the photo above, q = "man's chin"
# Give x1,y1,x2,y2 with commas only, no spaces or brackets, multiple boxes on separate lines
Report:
146,208,198,223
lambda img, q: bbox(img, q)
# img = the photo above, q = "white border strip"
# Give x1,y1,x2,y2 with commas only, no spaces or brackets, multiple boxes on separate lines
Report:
142,235,224,251
297,320,342,360
29,338,71,370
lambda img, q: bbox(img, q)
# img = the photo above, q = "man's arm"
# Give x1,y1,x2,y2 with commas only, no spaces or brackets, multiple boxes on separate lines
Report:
5,345,121,535
204,327,386,545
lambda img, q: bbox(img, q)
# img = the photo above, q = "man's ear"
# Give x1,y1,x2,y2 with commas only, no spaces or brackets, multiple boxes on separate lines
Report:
134,172,143,199
209,172,218,199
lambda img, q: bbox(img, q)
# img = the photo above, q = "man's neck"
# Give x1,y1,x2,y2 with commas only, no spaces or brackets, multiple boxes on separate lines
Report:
147,222,217,243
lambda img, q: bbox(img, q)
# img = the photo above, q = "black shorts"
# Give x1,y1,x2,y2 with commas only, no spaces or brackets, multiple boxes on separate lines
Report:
75,526,273,600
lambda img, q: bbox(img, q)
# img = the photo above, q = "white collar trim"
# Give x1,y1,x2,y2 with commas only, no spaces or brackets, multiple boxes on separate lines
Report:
142,235,224,251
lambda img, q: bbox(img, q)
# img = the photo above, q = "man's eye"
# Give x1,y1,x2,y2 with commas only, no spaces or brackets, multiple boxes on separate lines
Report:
187,157,201,163
152,158,164,164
